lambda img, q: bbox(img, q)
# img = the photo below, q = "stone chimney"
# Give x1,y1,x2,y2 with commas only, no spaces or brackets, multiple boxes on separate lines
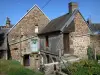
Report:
6,17,11,28
69,2,78,14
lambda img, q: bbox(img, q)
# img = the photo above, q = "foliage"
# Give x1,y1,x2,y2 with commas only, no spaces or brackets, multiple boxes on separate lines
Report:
63,60,100,75
87,46,94,60
0,59,44,75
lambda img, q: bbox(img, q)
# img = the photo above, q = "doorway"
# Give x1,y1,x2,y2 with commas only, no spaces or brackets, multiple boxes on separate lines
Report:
0,50,6,59
63,33,70,54
23,54,30,66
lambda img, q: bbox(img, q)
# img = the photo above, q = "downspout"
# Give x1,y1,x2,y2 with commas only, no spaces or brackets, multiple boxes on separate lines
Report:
7,34,12,60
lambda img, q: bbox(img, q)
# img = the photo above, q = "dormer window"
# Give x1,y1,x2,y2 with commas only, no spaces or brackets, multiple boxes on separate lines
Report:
35,24,38,33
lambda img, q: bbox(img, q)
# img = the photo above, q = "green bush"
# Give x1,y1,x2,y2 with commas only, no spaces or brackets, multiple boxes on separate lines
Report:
87,46,94,60
0,59,44,75
62,60,100,75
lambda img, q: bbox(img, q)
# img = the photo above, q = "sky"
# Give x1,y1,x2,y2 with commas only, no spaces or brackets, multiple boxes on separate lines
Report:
0,0,100,26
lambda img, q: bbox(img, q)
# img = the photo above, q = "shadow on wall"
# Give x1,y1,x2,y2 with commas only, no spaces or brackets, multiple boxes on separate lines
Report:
0,33,5,46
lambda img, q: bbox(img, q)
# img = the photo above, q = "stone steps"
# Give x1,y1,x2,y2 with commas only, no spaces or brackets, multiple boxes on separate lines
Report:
62,54,80,63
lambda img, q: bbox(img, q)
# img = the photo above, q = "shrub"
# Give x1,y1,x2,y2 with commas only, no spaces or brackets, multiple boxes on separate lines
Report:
68,60,100,75
62,60,100,75
87,46,94,60
0,59,44,75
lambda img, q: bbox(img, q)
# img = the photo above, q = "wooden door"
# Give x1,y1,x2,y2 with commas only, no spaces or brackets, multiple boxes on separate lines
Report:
63,33,69,54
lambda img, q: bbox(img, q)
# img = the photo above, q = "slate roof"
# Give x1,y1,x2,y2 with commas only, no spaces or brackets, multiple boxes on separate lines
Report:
38,13,71,34
0,25,13,30
38,9,80,35
89,23,100,35
0,28,10,34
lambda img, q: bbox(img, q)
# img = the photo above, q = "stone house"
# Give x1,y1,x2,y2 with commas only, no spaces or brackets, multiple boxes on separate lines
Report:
0,17,13,29
38,2,100,64
0,17,12,59
88,20,100,55
7,2,100,70
7,5,50,69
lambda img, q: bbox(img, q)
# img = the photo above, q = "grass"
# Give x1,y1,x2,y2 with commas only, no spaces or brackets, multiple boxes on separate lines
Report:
0,59,44,75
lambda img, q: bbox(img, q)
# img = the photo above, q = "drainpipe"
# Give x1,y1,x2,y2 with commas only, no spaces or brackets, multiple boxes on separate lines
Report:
20,25,22,63
7,34,12,60
93,43,96,60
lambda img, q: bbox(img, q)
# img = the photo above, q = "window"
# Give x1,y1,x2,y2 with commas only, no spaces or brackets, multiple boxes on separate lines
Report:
23,55,30,66
45,36,49,47
35,24,38,33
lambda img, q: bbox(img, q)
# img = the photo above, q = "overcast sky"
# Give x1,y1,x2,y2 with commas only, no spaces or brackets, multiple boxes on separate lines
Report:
0,0,100,25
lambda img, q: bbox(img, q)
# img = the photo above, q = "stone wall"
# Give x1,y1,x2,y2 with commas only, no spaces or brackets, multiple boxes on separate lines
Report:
10,43,21,62
69,34,90,58
69,12,90,58
90,35,100,55
8,6,49,43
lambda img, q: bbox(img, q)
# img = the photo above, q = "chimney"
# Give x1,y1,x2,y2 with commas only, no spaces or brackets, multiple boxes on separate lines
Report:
6,17,11,28
69,2,78,14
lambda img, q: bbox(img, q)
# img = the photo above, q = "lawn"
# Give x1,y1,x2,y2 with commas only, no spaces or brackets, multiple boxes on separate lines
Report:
0,59,44,75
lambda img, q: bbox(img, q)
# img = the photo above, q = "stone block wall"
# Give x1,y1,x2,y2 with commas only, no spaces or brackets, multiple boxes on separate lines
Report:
73,12,89,36
23,54,40,70
10,43,21,62
69,12,90,58
69,34,90,58
90,35,100,55
8,6,49,43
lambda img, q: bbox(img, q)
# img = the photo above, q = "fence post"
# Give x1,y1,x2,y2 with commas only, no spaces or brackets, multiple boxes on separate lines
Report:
58,49,61,75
